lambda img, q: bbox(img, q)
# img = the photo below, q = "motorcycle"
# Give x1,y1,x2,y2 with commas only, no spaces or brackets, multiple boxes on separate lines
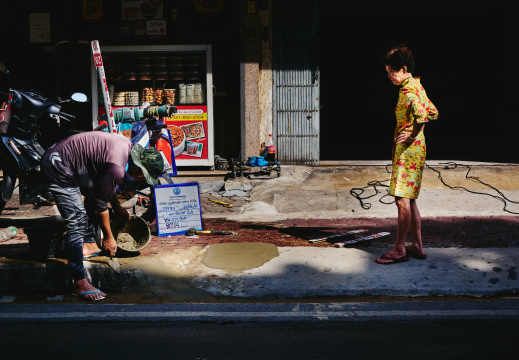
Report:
0,62,88,214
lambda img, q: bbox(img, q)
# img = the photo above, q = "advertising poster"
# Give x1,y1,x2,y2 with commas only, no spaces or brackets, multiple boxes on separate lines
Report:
164,105,208,161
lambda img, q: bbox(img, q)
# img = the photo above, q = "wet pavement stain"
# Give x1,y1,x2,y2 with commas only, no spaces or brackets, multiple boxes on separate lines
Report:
203,243,279,271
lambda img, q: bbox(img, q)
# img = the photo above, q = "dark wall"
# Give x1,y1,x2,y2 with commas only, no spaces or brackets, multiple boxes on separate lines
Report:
0,0,241,159
4,1,513,162
320,1,515,162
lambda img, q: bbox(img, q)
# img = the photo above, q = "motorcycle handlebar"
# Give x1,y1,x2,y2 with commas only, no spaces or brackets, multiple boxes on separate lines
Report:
60,111,75,119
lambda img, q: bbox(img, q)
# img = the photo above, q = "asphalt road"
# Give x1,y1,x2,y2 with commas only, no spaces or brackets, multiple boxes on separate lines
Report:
1,319,516,359
1,301,518,359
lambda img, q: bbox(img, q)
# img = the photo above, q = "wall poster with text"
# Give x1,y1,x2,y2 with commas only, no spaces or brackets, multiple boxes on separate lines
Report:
164,105,208,161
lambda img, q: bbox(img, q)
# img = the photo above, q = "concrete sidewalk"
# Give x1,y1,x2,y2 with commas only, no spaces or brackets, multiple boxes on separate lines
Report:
1,161,519,302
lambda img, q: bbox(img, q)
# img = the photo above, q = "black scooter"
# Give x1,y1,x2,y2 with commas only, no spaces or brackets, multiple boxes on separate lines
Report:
0,62,88,213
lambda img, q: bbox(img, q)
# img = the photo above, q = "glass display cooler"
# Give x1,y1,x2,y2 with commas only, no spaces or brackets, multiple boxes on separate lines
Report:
91,44,214,167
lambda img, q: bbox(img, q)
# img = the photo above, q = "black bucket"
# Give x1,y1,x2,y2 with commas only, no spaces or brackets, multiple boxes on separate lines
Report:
24,224,65,259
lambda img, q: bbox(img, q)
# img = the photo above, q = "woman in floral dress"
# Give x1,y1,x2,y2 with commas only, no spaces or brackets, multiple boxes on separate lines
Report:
376,45,438,265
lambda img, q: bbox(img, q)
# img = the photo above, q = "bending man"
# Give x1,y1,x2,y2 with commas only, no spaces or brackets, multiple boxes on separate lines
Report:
41,131,166,300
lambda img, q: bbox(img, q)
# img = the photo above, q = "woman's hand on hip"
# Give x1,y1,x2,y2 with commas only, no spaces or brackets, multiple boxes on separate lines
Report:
396,131,414,145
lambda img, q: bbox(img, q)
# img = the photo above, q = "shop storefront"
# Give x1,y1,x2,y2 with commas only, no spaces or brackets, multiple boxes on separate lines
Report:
92,44,214,168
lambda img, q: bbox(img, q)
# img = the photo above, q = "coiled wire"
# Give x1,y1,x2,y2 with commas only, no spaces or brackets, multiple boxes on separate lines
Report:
350,162,519,214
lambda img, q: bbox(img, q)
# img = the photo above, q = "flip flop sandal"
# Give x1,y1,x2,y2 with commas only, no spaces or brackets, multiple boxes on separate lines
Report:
83,250,102,259
406,247,427,260
73,289,106,301
375,254,410,265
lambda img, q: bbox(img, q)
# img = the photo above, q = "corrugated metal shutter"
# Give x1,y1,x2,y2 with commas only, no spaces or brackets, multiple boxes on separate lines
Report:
272,0,320,165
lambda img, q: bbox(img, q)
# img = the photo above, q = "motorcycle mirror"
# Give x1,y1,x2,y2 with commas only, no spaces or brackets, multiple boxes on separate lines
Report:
71,92,88,102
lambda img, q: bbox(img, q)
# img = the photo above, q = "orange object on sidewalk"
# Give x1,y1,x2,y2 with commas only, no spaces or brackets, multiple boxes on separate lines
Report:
155,137,172,165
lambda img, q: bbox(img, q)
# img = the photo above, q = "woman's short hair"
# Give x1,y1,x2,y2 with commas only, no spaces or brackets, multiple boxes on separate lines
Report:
383,45,415,73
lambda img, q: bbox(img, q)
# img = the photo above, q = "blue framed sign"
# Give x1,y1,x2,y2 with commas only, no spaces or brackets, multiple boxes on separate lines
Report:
153,182,203,236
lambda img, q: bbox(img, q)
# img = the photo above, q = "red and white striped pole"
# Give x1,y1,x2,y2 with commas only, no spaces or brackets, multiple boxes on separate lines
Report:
91,40,117,134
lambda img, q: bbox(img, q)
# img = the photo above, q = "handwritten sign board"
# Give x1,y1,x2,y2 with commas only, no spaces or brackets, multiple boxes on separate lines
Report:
153,182,202,236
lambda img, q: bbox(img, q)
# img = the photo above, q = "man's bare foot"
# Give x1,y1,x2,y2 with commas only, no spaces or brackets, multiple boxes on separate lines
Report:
73,278,106,301
83,242,102,257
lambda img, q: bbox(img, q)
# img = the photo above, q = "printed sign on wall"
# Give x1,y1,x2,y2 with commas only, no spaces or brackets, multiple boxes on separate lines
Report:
29,13,51,43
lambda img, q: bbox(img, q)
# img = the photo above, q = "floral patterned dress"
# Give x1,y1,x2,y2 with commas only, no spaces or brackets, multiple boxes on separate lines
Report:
387,77,438,199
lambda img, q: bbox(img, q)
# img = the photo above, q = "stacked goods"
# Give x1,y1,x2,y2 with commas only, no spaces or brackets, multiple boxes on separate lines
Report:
125,91,139,106
113,92,126,106
193,83,205,104
177,83,206,105
141,88,154,104
178,84,186,104
165,89,176,105
154,88,165,105
185,84,195,104
141,87,175,105
113,91,140,106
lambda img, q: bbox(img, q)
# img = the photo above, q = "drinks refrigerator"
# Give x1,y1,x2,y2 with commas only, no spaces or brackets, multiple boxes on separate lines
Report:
91,44,214,167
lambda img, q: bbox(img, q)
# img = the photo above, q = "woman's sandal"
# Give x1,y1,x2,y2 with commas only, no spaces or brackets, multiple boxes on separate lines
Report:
375,253,410,265
405,246,427,260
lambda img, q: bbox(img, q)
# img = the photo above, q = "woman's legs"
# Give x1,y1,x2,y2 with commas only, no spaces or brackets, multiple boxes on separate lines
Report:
394,197,411,254
376,196,424,263
407,199,426,257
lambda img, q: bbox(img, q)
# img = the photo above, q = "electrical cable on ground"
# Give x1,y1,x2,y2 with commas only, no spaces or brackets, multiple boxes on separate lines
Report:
350,162,519,215
426,162,519,215
349,178,394,210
